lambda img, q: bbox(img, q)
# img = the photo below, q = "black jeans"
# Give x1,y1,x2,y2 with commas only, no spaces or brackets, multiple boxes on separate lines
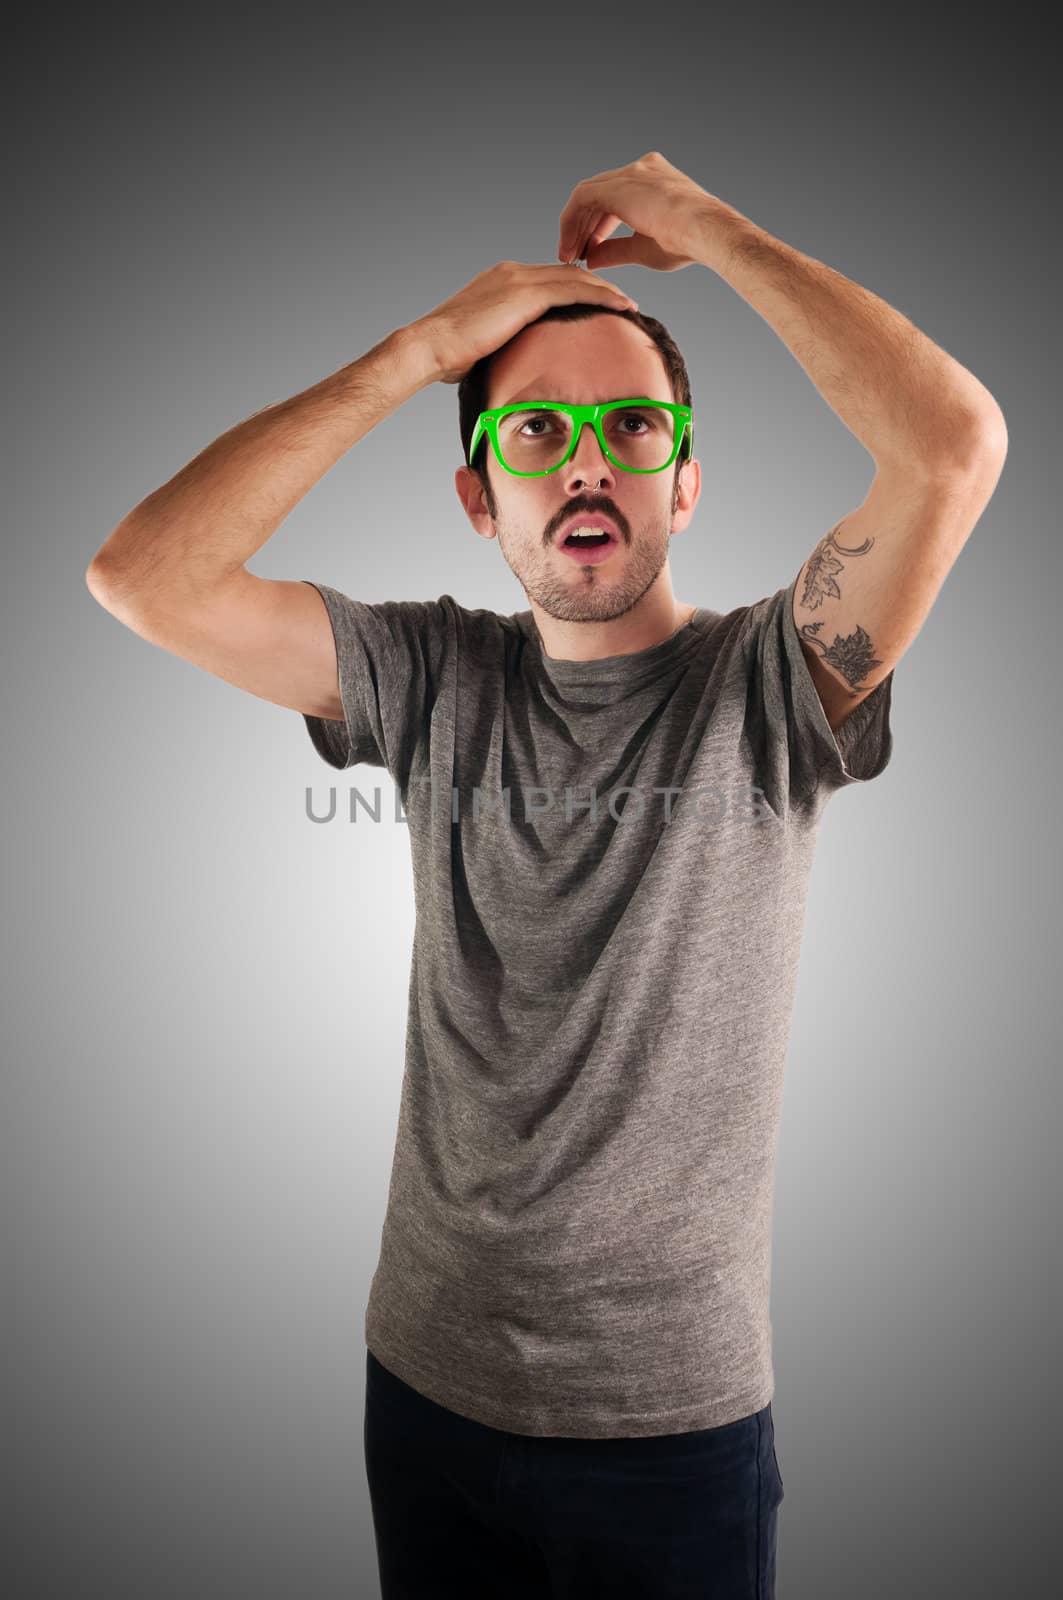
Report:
364,1347,784,1599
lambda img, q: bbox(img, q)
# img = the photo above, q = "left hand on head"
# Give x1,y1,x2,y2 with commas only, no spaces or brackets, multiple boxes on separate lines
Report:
558,151,716,274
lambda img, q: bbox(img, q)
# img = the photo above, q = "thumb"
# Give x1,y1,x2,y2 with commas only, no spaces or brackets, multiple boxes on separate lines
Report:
585,233,653,270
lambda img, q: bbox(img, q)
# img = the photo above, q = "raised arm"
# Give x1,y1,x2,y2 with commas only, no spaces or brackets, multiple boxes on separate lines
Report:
85,260,635,717
84,327,439,718
558,152,1008,734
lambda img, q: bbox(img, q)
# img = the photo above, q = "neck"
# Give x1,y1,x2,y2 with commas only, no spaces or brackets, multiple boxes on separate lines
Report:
530,582,696,664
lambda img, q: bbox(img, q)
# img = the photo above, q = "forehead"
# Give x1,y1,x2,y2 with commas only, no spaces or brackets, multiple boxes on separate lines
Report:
488,316,668,409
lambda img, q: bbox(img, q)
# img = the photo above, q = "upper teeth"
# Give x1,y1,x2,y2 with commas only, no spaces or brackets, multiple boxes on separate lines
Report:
569,527,609,538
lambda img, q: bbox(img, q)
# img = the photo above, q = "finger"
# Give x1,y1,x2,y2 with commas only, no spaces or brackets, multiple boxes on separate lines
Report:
565,217,601,264
566,210,624,264
557,197,585,261
558,206,598,264
577,268,639,309
584,236,643,269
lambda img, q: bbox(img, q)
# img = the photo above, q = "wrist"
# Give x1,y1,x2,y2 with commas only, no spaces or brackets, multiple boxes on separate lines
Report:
689,196,763,276
389,319,448,391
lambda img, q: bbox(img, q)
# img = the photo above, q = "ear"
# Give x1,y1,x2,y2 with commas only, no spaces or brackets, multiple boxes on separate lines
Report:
670,455,701,535
455,465,498,541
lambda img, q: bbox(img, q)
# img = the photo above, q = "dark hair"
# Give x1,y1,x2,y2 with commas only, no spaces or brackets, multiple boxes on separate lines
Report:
457,303,693,501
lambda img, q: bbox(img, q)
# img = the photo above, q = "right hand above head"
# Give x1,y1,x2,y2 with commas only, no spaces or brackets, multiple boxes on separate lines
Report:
410,260,639,385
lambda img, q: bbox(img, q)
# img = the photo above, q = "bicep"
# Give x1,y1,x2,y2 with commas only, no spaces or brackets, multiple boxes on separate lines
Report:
794,450,1006,733
88,567,344,720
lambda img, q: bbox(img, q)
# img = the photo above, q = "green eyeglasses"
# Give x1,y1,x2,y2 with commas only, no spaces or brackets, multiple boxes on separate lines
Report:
469,398,694,478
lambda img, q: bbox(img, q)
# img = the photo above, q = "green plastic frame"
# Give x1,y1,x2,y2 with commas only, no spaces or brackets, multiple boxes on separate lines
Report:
469,398,694,477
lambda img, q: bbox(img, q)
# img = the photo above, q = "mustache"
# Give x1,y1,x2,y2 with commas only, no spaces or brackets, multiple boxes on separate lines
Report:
553,505,624,535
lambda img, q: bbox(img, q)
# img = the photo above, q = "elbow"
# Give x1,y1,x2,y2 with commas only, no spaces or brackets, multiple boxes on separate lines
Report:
85,516,146,608
85,557,110,606
959,393,1008,470
85,553,123,610
85,550,145,619
978,405,1008,465
956,407,1008,489
923,404,1009,480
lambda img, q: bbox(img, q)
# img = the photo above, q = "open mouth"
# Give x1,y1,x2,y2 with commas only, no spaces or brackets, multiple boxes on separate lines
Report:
560,529,618,564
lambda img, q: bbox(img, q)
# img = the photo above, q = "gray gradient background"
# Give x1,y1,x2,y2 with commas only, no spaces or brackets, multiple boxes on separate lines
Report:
8,5,1060,1597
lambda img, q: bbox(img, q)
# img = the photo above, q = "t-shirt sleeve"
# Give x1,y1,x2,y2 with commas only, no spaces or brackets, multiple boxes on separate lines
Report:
299,581,452,793
740,568,894,816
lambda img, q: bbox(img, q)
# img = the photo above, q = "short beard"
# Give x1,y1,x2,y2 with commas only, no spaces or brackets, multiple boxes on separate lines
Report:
495,494,682,625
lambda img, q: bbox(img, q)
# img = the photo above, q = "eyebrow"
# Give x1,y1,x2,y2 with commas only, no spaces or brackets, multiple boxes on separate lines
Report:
500,395,653,409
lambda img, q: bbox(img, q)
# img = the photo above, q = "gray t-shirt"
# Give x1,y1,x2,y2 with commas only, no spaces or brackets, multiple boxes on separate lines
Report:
301,571,894,1438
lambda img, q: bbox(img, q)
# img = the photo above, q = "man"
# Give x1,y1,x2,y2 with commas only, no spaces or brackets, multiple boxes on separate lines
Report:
86,153,1007,1599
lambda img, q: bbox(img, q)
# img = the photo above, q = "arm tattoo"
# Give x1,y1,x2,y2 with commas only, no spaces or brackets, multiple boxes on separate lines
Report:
797,520,883,694
800,520,874,609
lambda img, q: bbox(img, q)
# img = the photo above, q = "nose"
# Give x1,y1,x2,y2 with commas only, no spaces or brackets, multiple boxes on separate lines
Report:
562,418,616,489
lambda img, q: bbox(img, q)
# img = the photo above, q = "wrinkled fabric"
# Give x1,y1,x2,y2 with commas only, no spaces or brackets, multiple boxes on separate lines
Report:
301,571,893,1438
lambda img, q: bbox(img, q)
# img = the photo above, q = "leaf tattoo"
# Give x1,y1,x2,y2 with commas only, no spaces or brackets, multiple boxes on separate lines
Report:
800,521,874,610
798,618,882,689
797,519,881,694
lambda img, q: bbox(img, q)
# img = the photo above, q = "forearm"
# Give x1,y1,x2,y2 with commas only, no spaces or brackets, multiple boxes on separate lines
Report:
690,199,1006,471
86,323,438,606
